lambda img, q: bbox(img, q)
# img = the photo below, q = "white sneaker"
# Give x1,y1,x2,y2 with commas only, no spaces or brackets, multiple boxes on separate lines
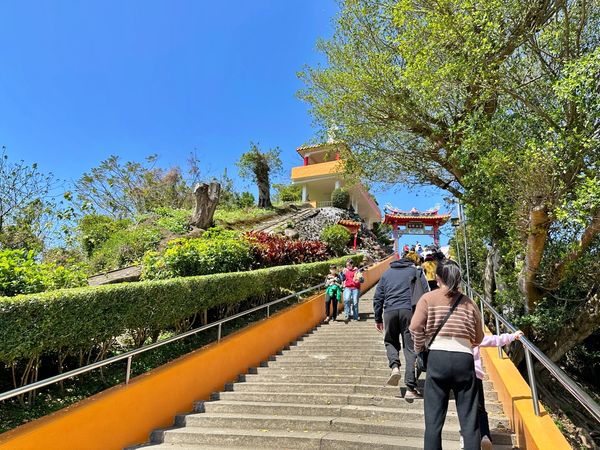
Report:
480,435,492,450
459,435,464,449
386,367,401,386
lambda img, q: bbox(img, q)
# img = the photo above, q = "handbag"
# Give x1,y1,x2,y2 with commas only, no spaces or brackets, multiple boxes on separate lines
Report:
416,292,464,372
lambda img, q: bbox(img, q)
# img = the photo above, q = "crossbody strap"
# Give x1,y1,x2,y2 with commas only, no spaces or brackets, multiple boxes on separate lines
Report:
427,292,464,349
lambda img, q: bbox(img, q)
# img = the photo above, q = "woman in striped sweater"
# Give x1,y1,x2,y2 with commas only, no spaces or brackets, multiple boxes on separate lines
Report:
409,260,484,450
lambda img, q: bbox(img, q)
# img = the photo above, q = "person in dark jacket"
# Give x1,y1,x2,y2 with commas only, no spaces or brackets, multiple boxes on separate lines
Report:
374,257,429,399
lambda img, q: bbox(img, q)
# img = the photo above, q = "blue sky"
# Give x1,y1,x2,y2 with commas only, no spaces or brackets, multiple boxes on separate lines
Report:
0,0,450,245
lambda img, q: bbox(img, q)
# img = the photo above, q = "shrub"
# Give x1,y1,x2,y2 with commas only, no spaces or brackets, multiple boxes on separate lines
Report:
236,191,255,208
153,207,191,234
78,215,132,257
142,228,254,280
320,225,352,256
0,249,87,297
331,188,350,209
244,231,329,266
90,224,163,273
0,255,363,366
273,183,302,203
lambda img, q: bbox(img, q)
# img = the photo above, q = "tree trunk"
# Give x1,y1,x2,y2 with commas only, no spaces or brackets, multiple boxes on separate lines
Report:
483,245,497,304
518,203,550,311
538,293,600,363
256,172,272,208
191,181,221,229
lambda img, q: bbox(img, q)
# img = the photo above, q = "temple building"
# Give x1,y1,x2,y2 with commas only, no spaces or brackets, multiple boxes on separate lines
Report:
290,141,381,228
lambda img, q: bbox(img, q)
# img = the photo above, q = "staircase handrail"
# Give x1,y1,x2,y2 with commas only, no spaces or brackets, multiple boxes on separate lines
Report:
468,284,600,423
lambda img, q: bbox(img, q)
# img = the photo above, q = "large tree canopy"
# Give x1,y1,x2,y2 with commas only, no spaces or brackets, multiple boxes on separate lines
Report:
300,0,599,364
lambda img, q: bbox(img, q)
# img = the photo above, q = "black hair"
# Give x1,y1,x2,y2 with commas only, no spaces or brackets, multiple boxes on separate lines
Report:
329,264,337,269
346,259,354,266
435,259,462,296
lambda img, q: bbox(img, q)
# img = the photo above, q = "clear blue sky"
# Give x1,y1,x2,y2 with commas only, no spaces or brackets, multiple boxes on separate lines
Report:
0,0,450,245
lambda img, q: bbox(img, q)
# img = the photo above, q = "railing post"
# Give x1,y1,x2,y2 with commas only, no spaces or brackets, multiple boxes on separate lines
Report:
125,356,132,385
267,304,270,318
217,323,222,342
524,347,541,416
480,299,485,333
494,315,503,359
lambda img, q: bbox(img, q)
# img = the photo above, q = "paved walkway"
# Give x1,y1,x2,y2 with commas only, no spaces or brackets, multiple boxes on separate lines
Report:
137,287,516,449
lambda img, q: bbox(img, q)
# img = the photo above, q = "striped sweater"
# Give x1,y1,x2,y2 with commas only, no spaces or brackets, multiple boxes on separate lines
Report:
409,287,484,355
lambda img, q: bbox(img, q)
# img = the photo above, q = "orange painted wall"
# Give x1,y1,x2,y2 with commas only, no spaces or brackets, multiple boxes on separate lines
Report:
0,257,392,450
290,160,342,181
481,343,571,449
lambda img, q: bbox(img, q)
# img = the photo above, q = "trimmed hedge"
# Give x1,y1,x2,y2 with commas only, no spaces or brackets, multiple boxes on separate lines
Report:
0,255,363,365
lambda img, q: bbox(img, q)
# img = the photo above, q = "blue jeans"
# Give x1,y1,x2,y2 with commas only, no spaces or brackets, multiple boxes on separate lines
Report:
343,287,360,320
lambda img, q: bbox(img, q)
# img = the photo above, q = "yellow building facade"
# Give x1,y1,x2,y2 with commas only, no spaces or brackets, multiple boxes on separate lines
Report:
290,142,381,228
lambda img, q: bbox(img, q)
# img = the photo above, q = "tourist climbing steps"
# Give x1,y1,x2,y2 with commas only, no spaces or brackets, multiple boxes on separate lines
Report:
134,287,517,449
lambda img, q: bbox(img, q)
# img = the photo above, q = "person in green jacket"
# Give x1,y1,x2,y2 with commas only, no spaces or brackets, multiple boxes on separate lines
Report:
324,265,342,323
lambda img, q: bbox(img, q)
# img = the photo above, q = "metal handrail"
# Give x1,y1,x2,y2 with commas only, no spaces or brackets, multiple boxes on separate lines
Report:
0,282,325,402
468,284,600,423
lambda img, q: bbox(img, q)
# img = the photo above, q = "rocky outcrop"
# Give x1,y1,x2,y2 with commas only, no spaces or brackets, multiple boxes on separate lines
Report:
293,207,391,259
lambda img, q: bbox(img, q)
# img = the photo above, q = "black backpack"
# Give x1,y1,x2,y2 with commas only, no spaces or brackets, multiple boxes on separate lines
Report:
410,266,429,308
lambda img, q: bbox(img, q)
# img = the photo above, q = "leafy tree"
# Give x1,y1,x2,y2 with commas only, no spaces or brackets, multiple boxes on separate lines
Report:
236,192,256,208
273,183,302,203
78,214,132,257
0,149,55,251
237,143,282,208
75,155,193,218
301,0,600,430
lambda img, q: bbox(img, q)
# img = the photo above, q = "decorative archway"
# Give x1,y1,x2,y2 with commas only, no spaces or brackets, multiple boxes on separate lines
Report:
383,206,450,256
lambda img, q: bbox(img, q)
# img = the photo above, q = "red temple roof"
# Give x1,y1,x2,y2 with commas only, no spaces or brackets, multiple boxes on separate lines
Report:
383,213,451,225
338,219,362,228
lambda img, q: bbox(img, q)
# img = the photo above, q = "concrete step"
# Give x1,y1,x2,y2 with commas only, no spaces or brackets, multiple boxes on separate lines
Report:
230,381,499,402
272,355,390,364
230,382,398,395
212,392,505,414
197,400,509,429
159,427,462,449
264,360,388,368
178,413,463,440
178,412,514,446
241,373,498,392
253,366,393,376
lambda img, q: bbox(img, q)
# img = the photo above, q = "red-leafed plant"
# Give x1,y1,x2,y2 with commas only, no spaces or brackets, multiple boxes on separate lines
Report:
244,231,329,267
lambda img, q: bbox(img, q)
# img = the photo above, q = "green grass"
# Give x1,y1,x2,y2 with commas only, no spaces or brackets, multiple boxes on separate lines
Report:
213,204,296,227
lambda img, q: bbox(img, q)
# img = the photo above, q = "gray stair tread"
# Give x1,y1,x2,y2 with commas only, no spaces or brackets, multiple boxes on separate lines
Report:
162,427,463,449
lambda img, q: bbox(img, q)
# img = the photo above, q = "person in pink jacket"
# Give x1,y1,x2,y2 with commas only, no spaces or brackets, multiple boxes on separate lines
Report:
471,330,524,450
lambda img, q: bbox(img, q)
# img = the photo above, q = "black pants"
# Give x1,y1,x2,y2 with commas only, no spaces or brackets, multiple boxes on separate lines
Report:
477,378,491,440
383,308,420,390
424,350,480,450
325,293,338,320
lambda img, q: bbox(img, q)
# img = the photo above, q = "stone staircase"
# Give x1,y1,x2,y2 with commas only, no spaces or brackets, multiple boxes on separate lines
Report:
134,288,517,449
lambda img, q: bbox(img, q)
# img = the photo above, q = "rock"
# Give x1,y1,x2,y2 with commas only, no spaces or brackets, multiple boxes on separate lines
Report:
284,228,299,239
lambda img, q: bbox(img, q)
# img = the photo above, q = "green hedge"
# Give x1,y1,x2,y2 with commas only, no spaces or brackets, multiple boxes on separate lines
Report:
0,255,362,365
